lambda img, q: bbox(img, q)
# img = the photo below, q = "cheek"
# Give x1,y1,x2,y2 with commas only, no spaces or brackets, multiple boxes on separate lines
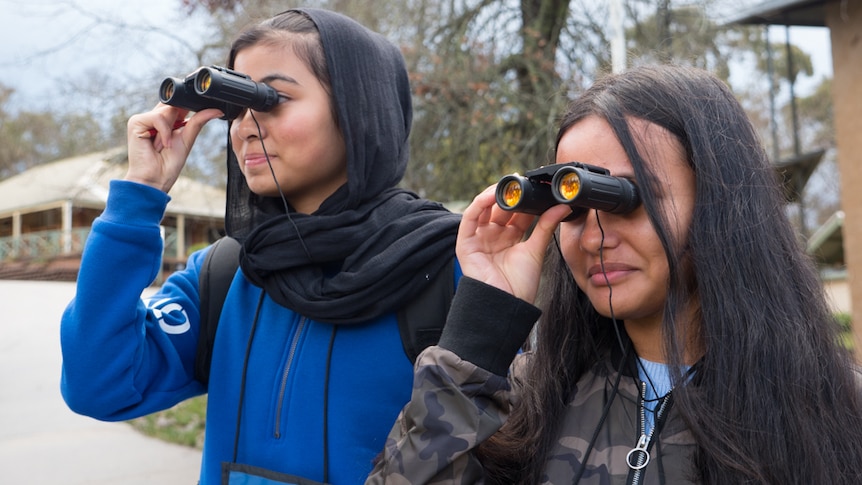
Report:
229,124,242,151
557,223,586,271
228,127,243,168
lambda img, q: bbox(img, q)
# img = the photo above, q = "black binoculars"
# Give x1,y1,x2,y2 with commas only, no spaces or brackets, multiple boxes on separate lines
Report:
495,162,640,219
159,65,279,120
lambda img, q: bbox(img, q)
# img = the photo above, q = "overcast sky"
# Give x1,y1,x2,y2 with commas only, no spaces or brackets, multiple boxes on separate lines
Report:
0,0,834,113
0,0,210,111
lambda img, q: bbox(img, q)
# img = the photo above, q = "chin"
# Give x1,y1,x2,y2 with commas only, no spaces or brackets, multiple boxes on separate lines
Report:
590,298,637,322
246,184,280,198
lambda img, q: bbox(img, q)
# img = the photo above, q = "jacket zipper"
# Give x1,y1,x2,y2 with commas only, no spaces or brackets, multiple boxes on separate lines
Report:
273,316,307,438
628,381,672,485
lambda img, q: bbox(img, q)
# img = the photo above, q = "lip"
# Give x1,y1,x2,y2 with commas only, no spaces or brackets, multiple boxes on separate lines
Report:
243,152,272,168
587,262,636,286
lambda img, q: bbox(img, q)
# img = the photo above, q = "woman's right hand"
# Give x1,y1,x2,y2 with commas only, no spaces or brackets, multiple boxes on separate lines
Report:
125,104,223,193
456,185,572,304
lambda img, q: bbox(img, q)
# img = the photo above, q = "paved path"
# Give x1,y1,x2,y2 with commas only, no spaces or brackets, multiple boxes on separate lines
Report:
0,280,202,484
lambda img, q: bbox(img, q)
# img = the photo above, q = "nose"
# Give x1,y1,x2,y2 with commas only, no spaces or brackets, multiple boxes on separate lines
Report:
231,109,266,142
578,209,618,254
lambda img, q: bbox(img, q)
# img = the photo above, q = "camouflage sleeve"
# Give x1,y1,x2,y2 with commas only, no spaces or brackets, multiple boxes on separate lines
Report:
365,346,511,484
366,278,540,484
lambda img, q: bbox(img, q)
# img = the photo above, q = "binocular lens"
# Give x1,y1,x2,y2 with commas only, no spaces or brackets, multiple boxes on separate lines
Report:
161,83,175,100
196,70,212,94
500,180,524,209
556,171,581,202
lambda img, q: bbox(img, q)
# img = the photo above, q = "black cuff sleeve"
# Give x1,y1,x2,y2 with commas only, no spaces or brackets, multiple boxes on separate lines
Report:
437,276,541,376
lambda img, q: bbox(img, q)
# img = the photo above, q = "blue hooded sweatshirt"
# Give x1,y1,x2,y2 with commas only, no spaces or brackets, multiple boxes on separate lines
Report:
61,8,460,484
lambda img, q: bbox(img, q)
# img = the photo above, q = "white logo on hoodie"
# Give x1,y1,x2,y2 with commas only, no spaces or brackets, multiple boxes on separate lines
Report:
146,297,191,335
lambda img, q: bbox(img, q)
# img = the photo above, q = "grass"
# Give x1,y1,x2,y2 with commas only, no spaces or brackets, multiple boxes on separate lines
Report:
128,395,207,449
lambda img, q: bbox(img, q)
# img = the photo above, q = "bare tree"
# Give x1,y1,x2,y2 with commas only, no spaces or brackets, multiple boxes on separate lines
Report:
5,0,834,224
0,84,109,178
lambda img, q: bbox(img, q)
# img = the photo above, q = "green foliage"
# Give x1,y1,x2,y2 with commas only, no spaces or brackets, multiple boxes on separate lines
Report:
128,395,208,449
834,312,854,350
836,312,851,332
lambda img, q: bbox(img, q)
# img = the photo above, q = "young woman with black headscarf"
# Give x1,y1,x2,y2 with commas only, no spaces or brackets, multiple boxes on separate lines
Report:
60,9,460,485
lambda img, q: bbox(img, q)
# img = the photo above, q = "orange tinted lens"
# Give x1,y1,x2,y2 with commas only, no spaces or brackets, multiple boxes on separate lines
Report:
199,72,211,93
502,180,523,208
557,172,581,201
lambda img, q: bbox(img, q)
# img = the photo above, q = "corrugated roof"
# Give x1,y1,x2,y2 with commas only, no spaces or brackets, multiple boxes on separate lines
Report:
0,148,225,219
724,0,829,27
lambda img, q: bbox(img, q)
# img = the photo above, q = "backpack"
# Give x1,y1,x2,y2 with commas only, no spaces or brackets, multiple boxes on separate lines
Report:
194,236,456,386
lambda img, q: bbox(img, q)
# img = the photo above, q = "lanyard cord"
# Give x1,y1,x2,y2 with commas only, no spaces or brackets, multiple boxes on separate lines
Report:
229,289,336,482
244,111,312,261
322,325,337,483
232,289,267,463
563,209,644,484
571,341,631,484
226,113,331,480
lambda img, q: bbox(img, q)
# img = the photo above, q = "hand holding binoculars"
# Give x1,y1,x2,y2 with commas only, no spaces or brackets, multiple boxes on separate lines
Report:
159,65,278,120
495,162,640,219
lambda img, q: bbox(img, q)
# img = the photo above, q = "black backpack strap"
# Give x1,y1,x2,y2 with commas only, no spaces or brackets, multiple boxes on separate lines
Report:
195,236,241,386
397,256,457,363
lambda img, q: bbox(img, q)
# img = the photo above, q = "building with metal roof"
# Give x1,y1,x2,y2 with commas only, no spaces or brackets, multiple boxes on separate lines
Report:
728,0,860,346
726,0,831,26
0,148,226,281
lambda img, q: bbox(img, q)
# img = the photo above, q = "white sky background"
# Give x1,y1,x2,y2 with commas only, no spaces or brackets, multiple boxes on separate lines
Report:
0,0,834,113
0,0,212,112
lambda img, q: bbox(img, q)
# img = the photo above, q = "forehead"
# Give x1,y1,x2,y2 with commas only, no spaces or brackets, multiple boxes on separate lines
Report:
232,42,314,81
555,115,631,175
555,115,687,180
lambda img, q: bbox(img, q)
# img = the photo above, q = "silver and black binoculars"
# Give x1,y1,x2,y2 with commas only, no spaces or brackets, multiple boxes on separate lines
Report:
495,162,640,219
159,65,279,120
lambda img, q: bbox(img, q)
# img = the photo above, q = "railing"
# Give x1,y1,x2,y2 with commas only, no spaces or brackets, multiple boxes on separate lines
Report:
0,227,179,261
0,228,90,261
163,227,179,260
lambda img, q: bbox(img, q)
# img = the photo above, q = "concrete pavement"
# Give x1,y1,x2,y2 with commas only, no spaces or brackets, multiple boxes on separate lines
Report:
0,280,202,484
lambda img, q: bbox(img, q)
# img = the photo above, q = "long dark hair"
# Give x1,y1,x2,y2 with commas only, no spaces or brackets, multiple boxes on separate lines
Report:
479,64,862,484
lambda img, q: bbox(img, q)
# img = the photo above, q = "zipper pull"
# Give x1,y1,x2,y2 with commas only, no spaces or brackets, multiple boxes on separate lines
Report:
626,433,650,470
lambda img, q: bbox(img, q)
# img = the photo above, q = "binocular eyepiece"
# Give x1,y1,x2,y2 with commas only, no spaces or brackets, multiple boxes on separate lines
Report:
159,65,279,120
495,162,640,219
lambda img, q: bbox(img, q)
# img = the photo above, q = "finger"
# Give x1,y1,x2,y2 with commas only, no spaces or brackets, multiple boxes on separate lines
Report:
488,204,535,234
129,107,186,144
472,183,532,232
179,108,224,147
460,186,497,238
524,204,572,252
475,198,494,229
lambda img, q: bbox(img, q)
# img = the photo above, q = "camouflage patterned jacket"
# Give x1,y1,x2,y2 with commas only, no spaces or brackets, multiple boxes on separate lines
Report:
366,277,698,484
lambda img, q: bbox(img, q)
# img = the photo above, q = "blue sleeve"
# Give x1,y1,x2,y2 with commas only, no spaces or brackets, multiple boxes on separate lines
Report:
60,180,208,421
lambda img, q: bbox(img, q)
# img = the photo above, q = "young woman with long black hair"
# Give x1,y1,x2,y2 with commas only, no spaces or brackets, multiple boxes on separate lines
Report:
367,64,862,484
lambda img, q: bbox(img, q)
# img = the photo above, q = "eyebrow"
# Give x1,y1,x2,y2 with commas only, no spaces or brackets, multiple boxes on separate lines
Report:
259,74,301,86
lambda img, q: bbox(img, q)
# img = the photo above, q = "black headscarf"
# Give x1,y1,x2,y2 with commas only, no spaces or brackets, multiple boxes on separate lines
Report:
224,8,460,324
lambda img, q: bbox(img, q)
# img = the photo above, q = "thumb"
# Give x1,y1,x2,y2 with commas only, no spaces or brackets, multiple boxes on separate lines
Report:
524,204,571,254
180,108,225,146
